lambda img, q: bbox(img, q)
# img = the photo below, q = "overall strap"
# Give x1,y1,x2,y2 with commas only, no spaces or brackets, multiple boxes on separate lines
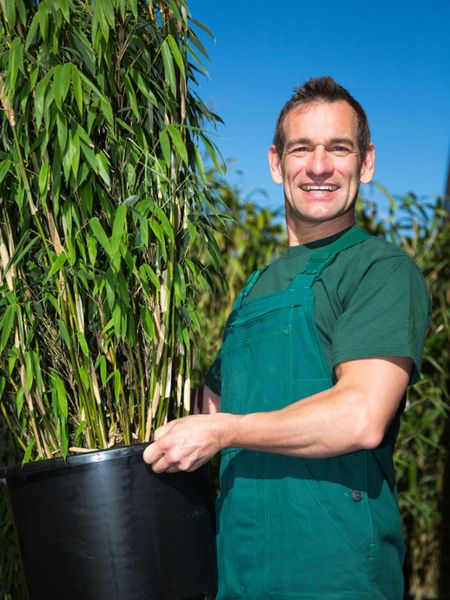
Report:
291,227,372,290
232,269,263,310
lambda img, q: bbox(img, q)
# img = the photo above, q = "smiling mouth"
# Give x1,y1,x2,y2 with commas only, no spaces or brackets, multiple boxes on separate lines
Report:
300,184,338,192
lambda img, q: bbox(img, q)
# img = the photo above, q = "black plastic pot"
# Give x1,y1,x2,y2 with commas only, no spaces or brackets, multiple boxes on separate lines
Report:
1,443,217,600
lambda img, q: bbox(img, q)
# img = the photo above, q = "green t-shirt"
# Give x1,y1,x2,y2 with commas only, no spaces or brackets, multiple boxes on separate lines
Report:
206,226,431,395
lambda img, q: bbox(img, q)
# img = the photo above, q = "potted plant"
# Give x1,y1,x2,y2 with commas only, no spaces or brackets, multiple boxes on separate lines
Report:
0,1,221,598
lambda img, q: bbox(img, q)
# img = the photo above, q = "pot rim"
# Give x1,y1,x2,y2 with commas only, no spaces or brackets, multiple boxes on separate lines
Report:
0,441,150,480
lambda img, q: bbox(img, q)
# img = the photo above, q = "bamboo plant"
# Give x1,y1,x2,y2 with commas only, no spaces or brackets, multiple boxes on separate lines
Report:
0,0,224,462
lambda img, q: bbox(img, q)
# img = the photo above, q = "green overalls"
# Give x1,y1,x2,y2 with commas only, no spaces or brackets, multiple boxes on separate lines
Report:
216,228,405,600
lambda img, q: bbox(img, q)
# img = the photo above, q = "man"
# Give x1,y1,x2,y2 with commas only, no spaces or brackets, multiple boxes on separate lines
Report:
144,76,430,599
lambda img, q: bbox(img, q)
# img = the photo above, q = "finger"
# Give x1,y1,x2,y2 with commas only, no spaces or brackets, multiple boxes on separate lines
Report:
153,421,175,441
151,454,175,473
143,442,164,465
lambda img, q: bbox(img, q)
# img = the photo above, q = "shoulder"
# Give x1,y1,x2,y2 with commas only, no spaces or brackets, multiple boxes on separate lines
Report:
340,233,417,267
326,234,429,307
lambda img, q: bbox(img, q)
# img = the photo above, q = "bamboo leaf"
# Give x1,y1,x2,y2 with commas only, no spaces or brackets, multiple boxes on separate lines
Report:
161,39,177,96
53,373,68,420
190,17,215,40
141,306,156,340
9,38,24,92
114,369,122,402
70,128,81,179
22,439,35,465
15,0,26,25
47,252,68,278
56,112,68,152
132,71,158,106
149,219,167,262
16,388,24,417
80,141,99,174
34,75,50,131
37,3,49,39
201,133,225,175
188,30,210,62
1,0,16,27
93,0,109,42
38,162,50,196
194,145,206,183
166,35,185,77
96,153,111,187
139,264,160,291
113,304,121,337
71,65,83,115
128,0,138,19
0,305,16,353
100,0,115,28
167,124,189,166
90,218,111,255
58,320,72,350
78,366,90,391
101,98,114,130
155,206,175,243
25,11,40,49
53,63,72,109
75,421,86,446
111,204,127,253
70,30,95,76
76,332,89,357
125,76,140,119
159,129,171,165
0,159,12,185
58,0,70,22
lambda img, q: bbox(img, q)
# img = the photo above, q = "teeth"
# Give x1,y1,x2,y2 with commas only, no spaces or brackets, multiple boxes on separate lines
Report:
301,185,337,192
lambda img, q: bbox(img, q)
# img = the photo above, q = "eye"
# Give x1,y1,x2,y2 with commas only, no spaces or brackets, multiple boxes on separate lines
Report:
328,145,352,157
288,145,312,156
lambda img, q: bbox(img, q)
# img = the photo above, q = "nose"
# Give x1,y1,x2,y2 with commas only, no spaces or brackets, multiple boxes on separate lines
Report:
305,145,333,179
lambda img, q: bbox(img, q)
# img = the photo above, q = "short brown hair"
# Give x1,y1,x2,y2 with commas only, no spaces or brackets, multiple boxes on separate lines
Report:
273,76,371,159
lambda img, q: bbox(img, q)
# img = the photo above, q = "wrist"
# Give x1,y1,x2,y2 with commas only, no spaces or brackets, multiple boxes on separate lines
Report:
214,412,242,451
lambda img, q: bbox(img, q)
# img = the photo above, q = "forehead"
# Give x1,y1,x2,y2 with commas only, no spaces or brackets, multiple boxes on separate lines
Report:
282,100,359,143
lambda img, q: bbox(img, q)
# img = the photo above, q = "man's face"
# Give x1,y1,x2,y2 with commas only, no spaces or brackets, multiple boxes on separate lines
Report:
268,100,375,236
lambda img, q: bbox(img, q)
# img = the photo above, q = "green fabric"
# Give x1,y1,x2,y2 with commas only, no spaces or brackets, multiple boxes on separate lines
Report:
216,228,408,598
206,226,431,394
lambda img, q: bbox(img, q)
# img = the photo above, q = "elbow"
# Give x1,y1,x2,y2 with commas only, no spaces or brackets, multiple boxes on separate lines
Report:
348,394,387,451
357,426,385,450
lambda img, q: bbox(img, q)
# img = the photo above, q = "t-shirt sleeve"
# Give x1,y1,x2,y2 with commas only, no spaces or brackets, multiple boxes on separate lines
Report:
331,256,431,384
204,352,222,395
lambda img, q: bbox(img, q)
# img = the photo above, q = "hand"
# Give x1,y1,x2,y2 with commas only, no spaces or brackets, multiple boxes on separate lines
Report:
143,414,225,473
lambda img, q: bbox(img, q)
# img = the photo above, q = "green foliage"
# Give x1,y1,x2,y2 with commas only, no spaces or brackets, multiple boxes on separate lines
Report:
358,191,449,597
0,0,224,461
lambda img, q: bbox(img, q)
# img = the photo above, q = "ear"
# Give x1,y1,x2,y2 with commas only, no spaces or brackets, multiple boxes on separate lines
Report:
360,144,375,184
268,145,284,184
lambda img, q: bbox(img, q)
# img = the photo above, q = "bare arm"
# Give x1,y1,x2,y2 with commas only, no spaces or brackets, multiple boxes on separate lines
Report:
143,356,411,472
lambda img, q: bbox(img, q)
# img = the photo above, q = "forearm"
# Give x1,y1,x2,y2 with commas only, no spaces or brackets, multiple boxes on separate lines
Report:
218,384,370,458
144,358,411,472
218,357,410,457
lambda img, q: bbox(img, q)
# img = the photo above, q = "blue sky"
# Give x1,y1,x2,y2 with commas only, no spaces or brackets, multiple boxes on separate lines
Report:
188,1,450,214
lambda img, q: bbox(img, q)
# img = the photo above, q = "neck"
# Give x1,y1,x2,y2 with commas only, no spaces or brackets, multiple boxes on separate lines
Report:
286,212,355,246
